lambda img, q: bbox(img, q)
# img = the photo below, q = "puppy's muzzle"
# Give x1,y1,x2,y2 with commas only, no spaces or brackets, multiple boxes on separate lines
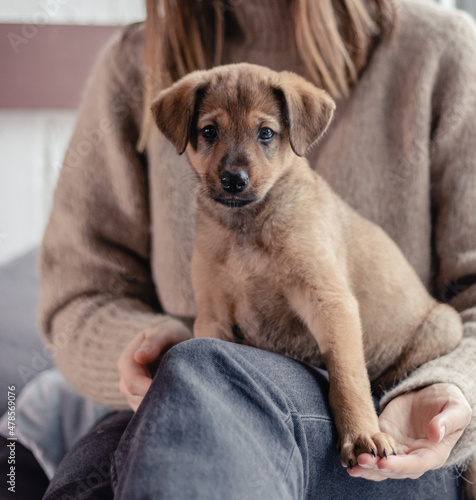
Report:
219,170,249,194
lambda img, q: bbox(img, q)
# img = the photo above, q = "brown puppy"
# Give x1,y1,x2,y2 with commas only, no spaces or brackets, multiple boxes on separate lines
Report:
151,63,463,467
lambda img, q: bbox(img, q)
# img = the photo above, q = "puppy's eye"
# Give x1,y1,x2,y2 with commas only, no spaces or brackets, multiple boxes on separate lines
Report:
258,127,275,143
201,125,218,142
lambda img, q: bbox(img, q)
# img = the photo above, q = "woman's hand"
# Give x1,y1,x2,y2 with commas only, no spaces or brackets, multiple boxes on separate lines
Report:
347,383,472,480
117,319,193,411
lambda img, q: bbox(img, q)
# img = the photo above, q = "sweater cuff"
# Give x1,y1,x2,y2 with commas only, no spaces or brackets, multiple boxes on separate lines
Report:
379,322,476,467
49,296,180,409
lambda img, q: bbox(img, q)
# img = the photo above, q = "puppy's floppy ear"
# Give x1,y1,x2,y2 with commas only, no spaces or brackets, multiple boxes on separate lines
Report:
276,73,336,157
151,72,208,155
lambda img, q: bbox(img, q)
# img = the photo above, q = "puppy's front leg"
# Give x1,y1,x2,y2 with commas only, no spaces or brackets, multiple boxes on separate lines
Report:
193,297,233,341
193,312,220,339
192,247,234,341
288,284,396,467
192,279,235,342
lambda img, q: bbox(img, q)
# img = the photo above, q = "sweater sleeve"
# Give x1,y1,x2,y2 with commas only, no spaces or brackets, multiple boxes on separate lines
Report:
39,25,175,409
379,11,476,467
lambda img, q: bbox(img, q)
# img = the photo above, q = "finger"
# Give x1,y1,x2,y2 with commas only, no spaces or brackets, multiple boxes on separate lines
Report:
348,457,397,481
347,456,392,481
119,374,151,399
348,464,421,481
127,394,144,412
428,398,472,444
117,332,155,395
133,327,187,364
119,362,153,397
117,332,145,372
349,456,423,481
349,454,402,481
347,465,390,481
133,342,166,364
119,379,140,411
376,449,446,478
356,453,381,468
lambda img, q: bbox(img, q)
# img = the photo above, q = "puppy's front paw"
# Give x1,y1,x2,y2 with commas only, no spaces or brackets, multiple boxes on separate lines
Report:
340,431,396,468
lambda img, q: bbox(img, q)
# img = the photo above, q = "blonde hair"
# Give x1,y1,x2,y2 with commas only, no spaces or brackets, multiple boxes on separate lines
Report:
137,0,395,151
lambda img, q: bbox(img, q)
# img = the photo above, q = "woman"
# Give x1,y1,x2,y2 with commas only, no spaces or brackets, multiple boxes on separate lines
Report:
40,0,475,498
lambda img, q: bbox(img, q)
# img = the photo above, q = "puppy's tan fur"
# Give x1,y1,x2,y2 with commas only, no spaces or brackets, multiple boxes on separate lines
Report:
151,63,463,465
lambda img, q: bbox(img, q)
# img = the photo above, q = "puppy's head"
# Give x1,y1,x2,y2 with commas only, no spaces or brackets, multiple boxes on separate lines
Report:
151,63,335,209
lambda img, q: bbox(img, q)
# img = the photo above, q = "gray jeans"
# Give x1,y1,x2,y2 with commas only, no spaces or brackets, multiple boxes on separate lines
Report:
45,338,463,499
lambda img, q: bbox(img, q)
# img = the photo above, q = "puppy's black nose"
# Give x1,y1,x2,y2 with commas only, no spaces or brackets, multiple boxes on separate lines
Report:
220,170,249,194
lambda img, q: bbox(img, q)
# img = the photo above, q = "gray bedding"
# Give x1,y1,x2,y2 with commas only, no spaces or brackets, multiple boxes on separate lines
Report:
0,249,53,415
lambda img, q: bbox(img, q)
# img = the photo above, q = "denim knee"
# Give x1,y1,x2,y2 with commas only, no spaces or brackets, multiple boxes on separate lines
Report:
155,338,245,390
161,337,233,366
155,337,331,419
114,338,306,499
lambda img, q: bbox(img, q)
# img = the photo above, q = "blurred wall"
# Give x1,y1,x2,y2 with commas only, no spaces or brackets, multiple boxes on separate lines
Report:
0,1,144,265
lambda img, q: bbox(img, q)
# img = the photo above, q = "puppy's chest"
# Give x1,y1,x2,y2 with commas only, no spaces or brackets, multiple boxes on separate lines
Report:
218,230,286,293
204,235,323,366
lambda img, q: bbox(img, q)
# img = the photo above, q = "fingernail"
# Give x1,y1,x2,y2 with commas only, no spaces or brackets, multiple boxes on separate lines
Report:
137,345,150,352
439,426,446,443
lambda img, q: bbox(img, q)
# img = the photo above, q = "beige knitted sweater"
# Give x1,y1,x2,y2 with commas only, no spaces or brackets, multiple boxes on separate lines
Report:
39,0,476,469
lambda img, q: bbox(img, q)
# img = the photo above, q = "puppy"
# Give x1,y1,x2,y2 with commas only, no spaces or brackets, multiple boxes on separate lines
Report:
151,63,463,467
